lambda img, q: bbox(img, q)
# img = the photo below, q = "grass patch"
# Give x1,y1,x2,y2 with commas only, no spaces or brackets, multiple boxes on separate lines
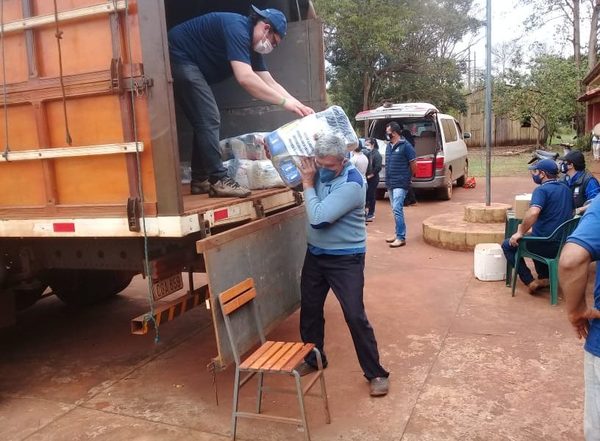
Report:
468,150,533,177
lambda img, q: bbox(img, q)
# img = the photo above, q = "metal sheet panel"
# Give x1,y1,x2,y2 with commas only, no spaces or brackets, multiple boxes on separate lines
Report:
201,207,306,369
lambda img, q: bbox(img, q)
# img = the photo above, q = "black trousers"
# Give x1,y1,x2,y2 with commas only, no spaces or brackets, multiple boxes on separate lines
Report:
365,174,379,216
300,251,389,380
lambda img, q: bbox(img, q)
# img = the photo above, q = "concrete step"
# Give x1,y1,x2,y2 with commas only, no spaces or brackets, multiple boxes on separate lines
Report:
463,203,512,223
422,212,505,251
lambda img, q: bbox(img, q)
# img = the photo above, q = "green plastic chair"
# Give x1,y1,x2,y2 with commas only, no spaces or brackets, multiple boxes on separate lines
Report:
510,216,581,305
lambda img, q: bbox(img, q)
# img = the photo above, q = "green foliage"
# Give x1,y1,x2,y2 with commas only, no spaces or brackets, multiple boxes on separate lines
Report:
493,54,584,146
575,133,592,151
312,0,481,120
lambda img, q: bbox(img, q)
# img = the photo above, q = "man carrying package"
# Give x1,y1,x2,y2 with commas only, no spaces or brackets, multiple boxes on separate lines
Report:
293,132,390,397
169,6,314,197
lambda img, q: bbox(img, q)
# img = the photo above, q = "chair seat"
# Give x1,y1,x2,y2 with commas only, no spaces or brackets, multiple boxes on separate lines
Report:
240,341,315,373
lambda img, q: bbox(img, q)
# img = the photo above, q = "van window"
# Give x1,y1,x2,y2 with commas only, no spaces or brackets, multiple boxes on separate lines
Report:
441,119,457,142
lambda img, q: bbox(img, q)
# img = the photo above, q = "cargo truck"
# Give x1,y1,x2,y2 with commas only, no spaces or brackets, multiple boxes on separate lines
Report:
0,0,325,368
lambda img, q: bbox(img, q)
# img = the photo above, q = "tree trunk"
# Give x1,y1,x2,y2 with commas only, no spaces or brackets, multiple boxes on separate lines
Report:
362,71,372,137
590,0,600,70
574,0,581,69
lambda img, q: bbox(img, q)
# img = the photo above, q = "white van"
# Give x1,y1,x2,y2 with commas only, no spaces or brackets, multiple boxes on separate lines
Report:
356,102,470,200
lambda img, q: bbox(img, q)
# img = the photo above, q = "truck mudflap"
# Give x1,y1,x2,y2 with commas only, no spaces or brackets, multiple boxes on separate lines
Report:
196,205,306,370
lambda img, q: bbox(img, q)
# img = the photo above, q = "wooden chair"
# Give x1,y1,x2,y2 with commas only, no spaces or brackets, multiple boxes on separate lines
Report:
510,216,581,305
217,278,331,441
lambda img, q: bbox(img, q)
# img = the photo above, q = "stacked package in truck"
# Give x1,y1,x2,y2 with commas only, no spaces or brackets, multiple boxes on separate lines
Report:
264,106,358,187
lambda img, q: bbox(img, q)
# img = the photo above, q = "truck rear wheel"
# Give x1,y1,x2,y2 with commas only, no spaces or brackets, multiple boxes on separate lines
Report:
46,270,135,307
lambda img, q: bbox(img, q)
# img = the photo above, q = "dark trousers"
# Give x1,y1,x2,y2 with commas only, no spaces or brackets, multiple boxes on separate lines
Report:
171,63,227,183
404,185,417,206
501,238,559,285
365,174,379,216
300,251,389,380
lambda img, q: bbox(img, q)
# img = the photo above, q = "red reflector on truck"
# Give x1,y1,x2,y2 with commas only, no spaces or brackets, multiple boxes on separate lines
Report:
53,222,75,232
213,209,229,221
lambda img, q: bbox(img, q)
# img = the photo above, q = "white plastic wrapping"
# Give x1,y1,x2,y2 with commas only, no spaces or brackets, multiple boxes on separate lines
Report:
264,106,358,187
219,132,269,161
225,159,285,190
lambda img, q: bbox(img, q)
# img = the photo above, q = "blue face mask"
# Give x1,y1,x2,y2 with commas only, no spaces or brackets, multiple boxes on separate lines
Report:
532,173,543,185
319,167,338,183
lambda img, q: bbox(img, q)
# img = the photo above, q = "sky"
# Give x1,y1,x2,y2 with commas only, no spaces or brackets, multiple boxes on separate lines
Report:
459,0,584,73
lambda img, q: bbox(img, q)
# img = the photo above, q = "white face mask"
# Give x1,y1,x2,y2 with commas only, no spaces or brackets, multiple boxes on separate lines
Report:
254,32,274,54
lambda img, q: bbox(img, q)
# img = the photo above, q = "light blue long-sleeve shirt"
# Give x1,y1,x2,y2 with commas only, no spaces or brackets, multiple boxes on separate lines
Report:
303,163,366,255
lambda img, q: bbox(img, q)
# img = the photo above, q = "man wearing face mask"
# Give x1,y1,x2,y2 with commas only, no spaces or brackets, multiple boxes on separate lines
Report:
168,6,314,198
384,122,417,248
293,133,390,397
501,159,573,294
558,150,600,214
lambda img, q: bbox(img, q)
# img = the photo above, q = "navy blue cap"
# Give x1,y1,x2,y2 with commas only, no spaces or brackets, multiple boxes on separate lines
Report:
251,5,287,37
528,158,558,175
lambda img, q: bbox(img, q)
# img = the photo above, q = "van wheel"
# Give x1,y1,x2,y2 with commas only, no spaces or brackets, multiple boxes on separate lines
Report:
437,168,452,200
456,161,468,187
46,269,134,307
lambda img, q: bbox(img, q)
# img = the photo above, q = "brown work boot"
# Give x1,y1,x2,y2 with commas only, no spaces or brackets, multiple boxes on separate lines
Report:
385,236,396,243
190,179,210,195
527,278,549,294
369,377,389,397
389,239,406,248
209,177,251,198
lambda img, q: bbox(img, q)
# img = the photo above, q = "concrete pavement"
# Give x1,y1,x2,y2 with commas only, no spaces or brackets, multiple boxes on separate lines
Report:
0,176,589,440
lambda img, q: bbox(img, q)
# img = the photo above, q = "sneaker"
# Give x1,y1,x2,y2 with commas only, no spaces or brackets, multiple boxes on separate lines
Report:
385,236,396,243
190,179,210,195
366,215,375,222
389,239,406,248
209,177,251,198
369,377,389,397
294,361,319,377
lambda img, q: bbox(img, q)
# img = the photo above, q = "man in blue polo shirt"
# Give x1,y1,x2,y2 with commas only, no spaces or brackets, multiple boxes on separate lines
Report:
169,6,314,198
293,133,390,397
384,122,417,248
560,196,600,440
502,159,573,294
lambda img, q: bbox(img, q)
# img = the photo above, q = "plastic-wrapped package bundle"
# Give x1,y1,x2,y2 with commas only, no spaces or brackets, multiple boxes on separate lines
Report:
224,159,252,189
264,106,358,187
219,132,269,161
248,160,285,189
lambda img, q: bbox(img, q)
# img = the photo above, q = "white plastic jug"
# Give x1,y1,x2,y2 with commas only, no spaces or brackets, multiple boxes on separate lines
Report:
473,243,506,281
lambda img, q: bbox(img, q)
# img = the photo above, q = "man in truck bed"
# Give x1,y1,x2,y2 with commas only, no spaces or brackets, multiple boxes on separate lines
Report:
168,6,314,198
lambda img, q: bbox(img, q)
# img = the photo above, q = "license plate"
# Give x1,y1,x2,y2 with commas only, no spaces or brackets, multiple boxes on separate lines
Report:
152,273,184,301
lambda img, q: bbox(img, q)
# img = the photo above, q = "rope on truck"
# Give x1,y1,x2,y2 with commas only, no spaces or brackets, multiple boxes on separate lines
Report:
52,0,72,146
0,0,10,160
121,0,160,344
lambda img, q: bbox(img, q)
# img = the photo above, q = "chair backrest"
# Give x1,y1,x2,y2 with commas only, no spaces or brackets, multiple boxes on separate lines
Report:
549,215,581,243
217,278,265,365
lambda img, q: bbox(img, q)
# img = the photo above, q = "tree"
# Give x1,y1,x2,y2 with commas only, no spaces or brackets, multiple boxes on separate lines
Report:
312,0,481,126
494,55,584,145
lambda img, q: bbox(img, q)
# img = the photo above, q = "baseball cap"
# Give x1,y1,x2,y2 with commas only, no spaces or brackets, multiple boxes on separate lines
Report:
251,5,287,38
528,158,558,175
558,150,585,169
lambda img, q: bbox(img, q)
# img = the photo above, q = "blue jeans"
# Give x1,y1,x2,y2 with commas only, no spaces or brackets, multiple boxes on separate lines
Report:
390,188,407,240
585,351,600,441
171,63,227,183
501,238,558,285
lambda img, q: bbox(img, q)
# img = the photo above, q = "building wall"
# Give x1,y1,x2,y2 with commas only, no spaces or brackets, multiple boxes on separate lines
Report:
458,89,538,148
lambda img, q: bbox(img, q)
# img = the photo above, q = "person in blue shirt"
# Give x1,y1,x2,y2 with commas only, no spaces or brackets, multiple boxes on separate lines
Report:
168,6,314,198
384,122,417,248
559,195,600,441
558,150,600,214
293,133,390,397
502,159,573,294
